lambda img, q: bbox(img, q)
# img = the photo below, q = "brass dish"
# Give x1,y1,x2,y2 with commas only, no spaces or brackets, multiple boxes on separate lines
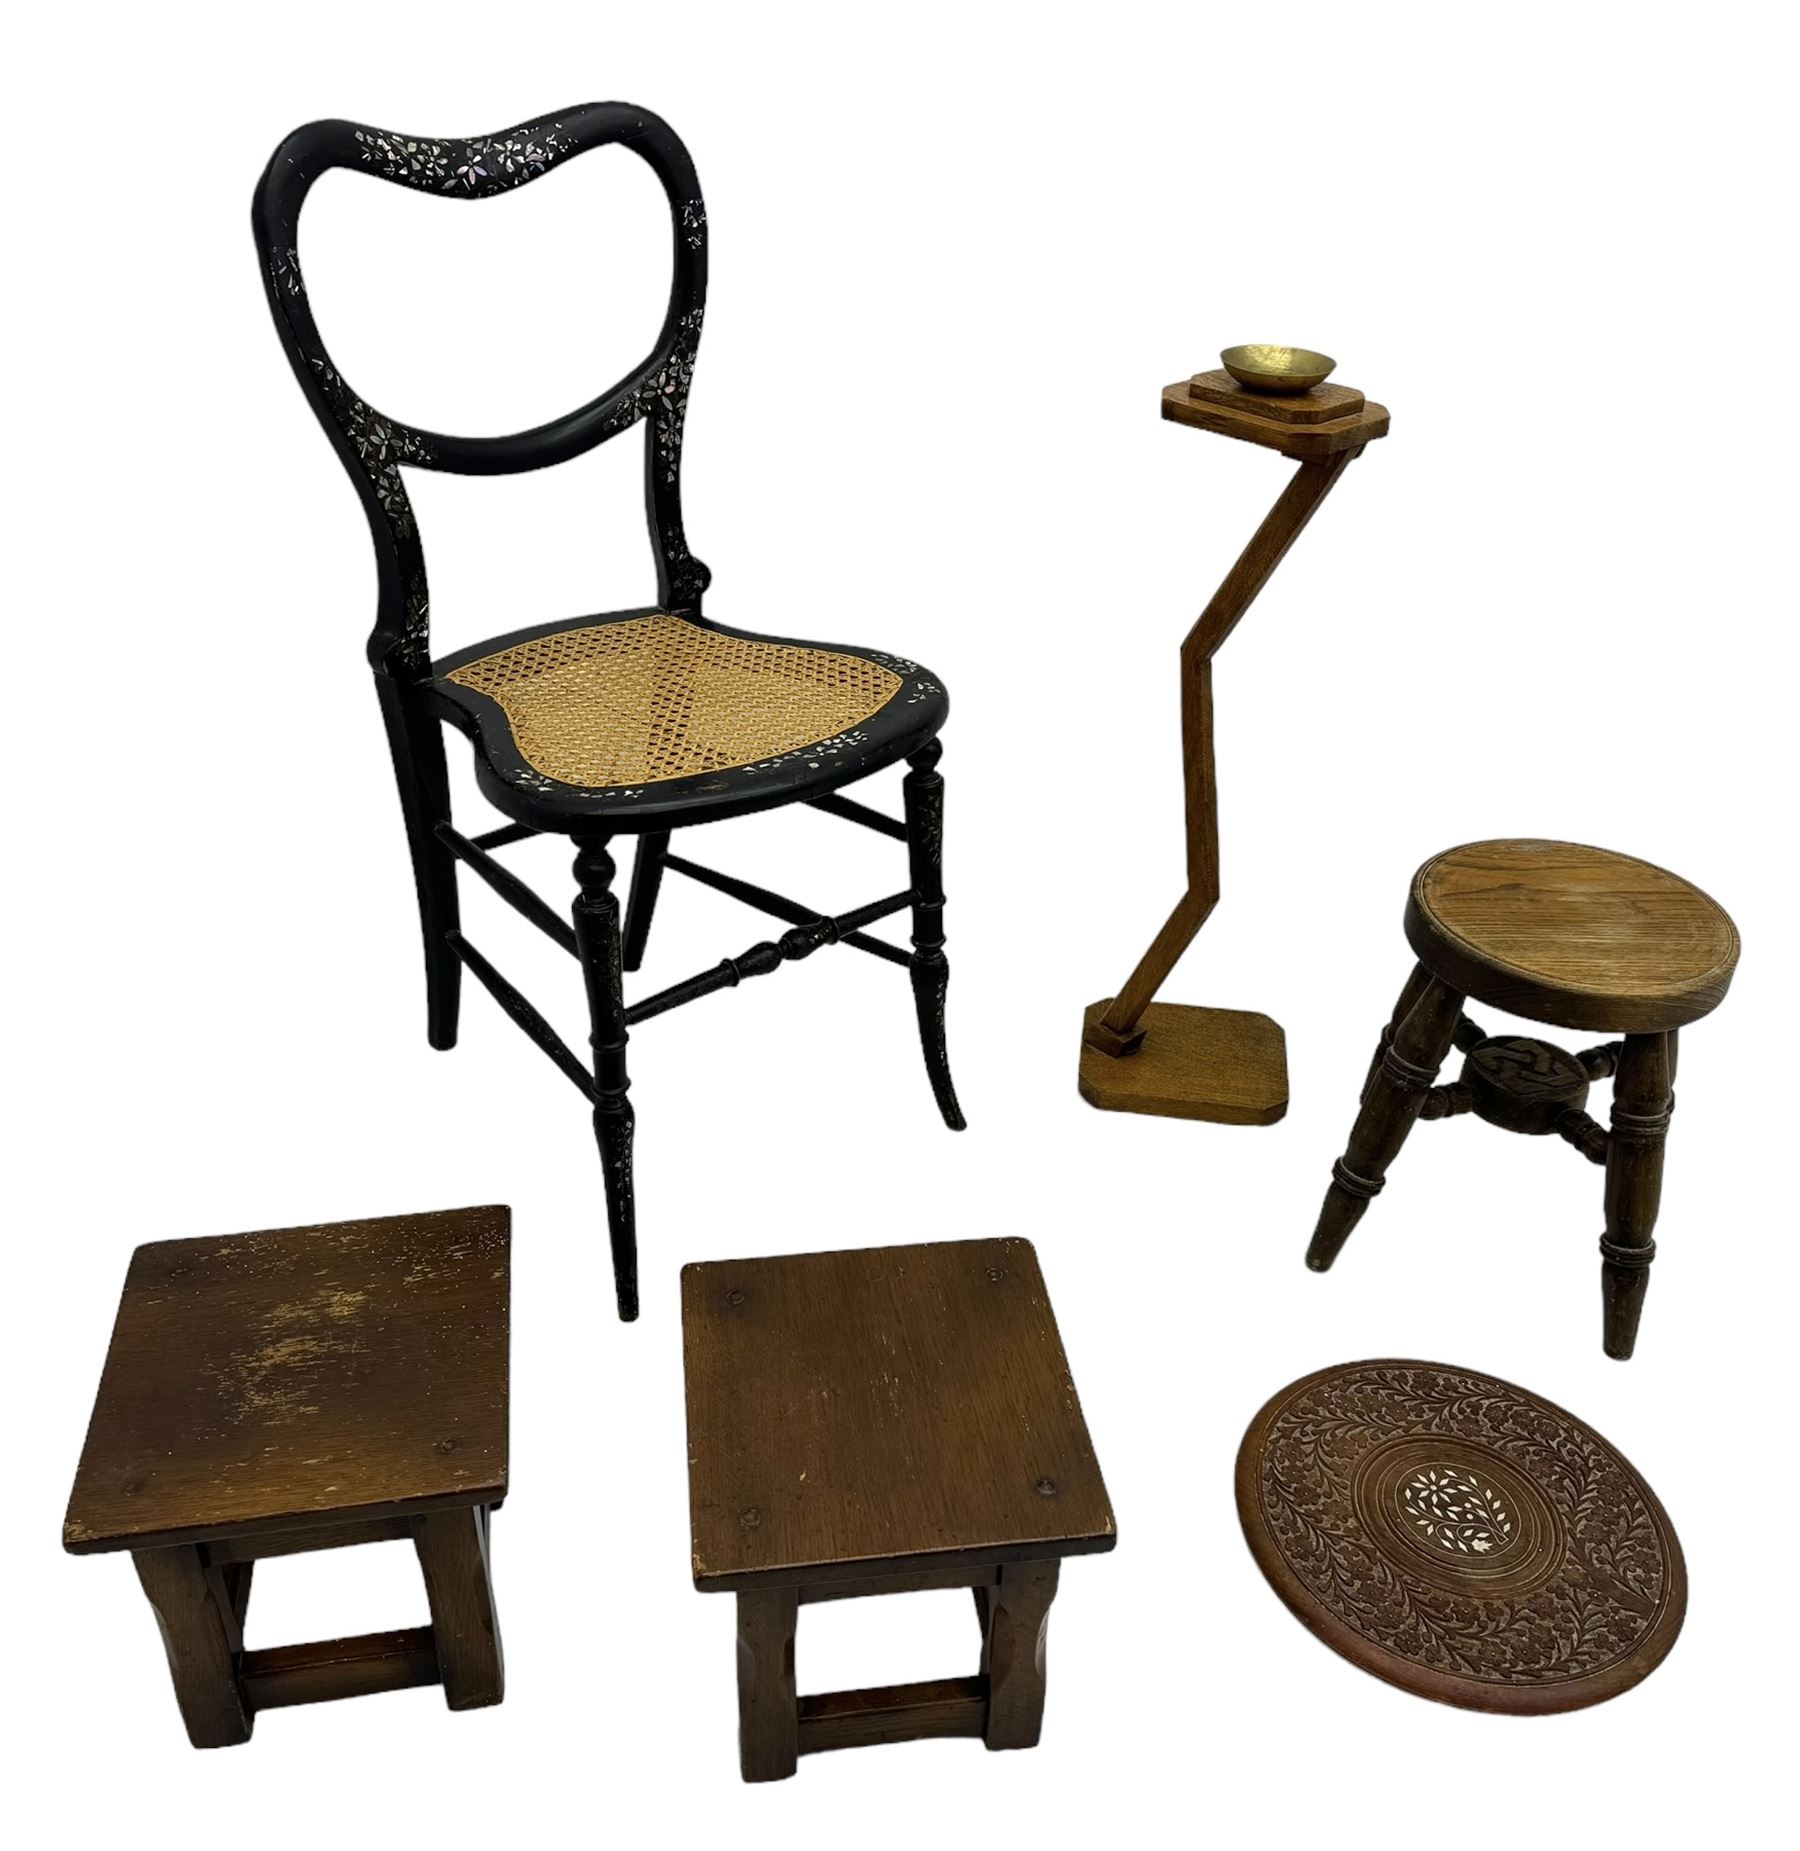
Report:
1221,344,1337,394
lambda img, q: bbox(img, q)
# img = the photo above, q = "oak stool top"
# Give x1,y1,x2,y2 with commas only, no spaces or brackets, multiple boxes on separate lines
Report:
66,1206,509,1556
683,1237,1115,1591
1405,839,1739,1033
1237,1360,1685,1714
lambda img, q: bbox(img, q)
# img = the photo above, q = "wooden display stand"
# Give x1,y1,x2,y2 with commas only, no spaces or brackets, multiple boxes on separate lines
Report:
1079,365,1389,1124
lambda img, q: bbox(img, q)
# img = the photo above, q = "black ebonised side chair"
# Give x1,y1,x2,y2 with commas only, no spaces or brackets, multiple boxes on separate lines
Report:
253,104,963,1321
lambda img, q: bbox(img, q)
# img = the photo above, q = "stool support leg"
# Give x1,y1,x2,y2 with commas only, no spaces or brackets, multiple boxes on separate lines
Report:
133,1545,252,1748
1601,1030,1674,1360
573,836,639,1321
416,1505,504,1709
1359,961,1437,1102
735,1587,799,1782
982,1558,1059,1750
1308,972,1465,1271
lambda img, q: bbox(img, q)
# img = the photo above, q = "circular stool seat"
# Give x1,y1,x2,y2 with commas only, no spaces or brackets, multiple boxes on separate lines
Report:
1404,838,1739,1033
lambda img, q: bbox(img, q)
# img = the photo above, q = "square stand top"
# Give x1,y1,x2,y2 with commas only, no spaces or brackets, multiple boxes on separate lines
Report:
64,1206,510,1555
1163,371,1390,458
682,1238,1115,1593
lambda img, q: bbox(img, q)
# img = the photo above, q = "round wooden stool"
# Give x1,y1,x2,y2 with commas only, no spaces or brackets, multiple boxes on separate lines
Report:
1237,1360,1686,1712
1307,840,1739,1359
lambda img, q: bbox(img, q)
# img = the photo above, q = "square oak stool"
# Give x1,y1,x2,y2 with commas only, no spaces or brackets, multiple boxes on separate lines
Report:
1307,841,1739,1359
682,1238,1116,1781
63,1206,509,1747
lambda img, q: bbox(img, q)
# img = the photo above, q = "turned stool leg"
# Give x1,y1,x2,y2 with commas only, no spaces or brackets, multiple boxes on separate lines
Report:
133,1545,252,1748
1309,969,1465,1271
982,1559,1059,1751
1601,1030,1674,1360
1358,962,1436,1101
735,1587,798,1782
416,1506,504,1709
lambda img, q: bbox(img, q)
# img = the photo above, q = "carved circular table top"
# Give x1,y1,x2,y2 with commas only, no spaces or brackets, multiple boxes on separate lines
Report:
1236,1361,1685,1714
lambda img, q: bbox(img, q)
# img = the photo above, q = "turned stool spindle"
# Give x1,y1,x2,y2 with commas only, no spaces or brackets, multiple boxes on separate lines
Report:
1307,841,1738,1360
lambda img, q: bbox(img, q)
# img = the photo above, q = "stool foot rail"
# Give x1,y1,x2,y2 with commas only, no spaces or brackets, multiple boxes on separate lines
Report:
798,1677,987,1755
239,1627,441,1711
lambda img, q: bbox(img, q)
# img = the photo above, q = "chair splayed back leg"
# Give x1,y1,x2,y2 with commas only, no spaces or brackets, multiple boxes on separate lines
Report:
374,676,462,1051
254,104,964,1319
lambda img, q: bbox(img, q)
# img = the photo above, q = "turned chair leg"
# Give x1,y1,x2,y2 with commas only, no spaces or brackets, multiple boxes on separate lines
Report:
1601,1030,1674,1360
375,674,461,1051
981,1559,1059,1751
1309,968,1466,1271
902,740,966,1131
415,1506,504,1709
573,836,639,1321
735,1587,798,1782
622,831,670,973
133,1545,253,1748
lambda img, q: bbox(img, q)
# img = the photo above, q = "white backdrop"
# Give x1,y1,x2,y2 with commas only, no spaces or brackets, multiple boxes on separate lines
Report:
6,6,1792,1848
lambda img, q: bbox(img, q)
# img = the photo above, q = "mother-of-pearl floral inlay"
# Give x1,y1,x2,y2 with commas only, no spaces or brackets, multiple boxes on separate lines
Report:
1401,1466,1515,1556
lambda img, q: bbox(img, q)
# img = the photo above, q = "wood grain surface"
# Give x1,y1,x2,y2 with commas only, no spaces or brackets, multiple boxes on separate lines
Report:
1162,380,1390,457
237,1628,442,1711
65,1206,509,1554
1080,1000,1288,1124
1406,839,1739,1031
1185,368,1367,425
133,1545,255,1746
682,1238,1115,1592
797,1677,986,1755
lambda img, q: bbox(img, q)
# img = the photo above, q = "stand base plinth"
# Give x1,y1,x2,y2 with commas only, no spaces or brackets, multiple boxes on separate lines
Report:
1079,1000,1288,1126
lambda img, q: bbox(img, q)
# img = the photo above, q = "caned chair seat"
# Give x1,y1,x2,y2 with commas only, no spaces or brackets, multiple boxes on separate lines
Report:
1404,839,1739,1033
429,610,948,829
